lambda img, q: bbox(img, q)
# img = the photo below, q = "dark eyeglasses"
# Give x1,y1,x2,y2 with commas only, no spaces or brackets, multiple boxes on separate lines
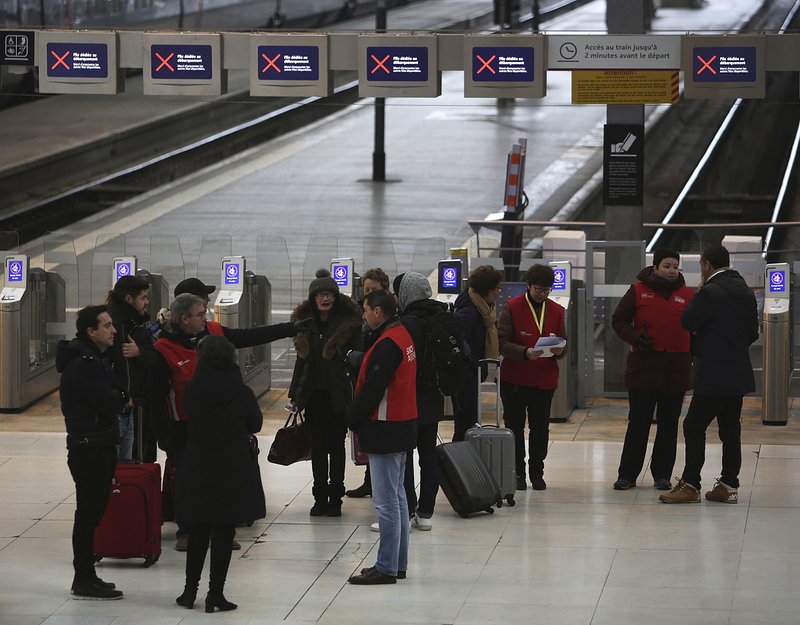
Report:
315,292,335,300
186,310,207,318
532,286,551,295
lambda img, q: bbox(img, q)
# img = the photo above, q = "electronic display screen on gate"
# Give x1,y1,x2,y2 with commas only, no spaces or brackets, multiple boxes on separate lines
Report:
114,261,133,282
768,269,787,294
6,257,25,283
551,267,567,291
223,261,242,287
438,260,462,295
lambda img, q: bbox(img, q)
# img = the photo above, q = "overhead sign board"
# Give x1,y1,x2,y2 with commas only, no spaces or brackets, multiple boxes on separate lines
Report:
603,124,644,206
548,35,681,70
463,35,546,98
250,34,331,97
572,70,679,104
358,35,439,98
143,33,225,96
683,35,765,99
2,30,35,65
37,31,121,94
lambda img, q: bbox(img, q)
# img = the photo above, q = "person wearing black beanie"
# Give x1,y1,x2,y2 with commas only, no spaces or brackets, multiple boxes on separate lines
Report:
289,270,363,517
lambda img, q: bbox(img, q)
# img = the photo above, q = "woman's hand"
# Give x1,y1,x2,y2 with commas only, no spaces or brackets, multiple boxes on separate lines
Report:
525,348,544,360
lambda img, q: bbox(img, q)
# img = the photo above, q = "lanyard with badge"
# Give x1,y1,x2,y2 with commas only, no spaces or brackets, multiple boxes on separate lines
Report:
526,293,546,336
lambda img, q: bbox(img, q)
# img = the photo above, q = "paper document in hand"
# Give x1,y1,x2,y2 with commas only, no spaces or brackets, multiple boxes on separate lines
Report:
533,336,566,358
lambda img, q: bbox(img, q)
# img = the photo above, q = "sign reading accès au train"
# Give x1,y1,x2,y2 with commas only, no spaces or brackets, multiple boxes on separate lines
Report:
471,47,534,82
151,44,212,80
366,47,428,82
46,42,108,78
692,47,756,83
257,45,319,81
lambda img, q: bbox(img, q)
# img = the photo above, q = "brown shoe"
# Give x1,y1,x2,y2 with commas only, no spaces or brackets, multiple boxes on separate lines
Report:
705,480,738,504
658,479,700,504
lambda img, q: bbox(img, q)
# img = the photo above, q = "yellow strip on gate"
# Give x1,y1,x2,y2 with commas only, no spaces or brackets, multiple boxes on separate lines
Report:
571,70,680,104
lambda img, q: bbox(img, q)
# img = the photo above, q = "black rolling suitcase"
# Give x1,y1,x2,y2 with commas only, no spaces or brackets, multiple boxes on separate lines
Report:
465,358,516,507
437,441,501,518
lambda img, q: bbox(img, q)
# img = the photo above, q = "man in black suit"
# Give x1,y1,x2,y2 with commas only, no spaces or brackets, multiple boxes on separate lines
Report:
659,245,759,504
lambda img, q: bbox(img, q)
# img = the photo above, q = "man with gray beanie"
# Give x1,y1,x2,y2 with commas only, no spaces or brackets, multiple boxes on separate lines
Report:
396,272,449,531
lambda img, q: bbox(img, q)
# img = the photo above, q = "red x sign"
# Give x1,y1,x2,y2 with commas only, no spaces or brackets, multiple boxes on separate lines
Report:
155,52,175,72
370,54,391,75
696,54,717,76
50,50,70,71
476,54,496,75
261,53,281,73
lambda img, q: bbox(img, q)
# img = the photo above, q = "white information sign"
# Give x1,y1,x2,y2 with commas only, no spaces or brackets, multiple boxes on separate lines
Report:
548,35,681,70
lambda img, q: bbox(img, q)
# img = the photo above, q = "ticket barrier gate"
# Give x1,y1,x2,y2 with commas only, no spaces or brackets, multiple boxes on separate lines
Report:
0,255,66,412
112,256,170,320
213,256,273,398
762,262,792,425
549,261,578,423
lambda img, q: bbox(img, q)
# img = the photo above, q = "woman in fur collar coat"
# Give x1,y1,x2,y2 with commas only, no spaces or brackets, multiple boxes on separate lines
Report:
289,270,363,517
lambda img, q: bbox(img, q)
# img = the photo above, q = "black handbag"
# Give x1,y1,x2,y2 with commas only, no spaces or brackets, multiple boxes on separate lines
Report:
267,411,312,466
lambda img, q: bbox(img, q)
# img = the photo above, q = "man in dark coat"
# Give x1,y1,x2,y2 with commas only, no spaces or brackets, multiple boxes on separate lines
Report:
396,272,447,530
660,245,759,504
106,275,159,461
58,305,125,600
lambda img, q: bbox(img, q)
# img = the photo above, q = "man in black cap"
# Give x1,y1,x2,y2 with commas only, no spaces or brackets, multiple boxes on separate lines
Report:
174,278,216,306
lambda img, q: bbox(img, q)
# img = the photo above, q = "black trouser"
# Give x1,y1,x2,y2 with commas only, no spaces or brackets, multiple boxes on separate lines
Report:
681,394,743,490
306,391,346,502
617,390,684,483
500,382,554,480
67,445,117,584
404,421,440,517
185,522,236,595
453,366,480,442
166,421,190,538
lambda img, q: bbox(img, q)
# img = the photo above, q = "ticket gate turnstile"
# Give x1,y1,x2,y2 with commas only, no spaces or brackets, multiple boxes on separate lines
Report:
213,256,273,398
0,254,66,412
549,261,578,423
762,262,792,425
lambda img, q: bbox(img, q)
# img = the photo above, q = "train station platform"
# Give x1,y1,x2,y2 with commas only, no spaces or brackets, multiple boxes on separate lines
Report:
2,395,800,625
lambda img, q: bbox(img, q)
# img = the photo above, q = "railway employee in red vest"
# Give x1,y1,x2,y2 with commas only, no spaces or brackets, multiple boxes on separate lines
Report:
611,248,695,492
347,290,418,585
151,290,306,550
498,264,567,491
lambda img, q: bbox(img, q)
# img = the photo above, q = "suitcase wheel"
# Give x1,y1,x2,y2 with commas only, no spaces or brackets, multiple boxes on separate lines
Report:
143,554,159,567
506,495,516,507
484,507,494,515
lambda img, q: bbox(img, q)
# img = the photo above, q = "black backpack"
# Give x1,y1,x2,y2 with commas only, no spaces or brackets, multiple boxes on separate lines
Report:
418,310,471,397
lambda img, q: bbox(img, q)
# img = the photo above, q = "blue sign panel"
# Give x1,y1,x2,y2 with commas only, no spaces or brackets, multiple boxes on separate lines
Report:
552,268,567,291
768,270,786,293
472,47,534,82
224,262,241,286
7,259,23,283
258,45,319,81
115,262,133,281
46,42,108,78
692,47,756,83
151,44,212,80
367,46,428,82
332,264,349,287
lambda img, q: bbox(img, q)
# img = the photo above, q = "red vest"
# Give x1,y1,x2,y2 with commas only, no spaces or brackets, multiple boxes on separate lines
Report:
153,322,225,421
632,282,694,352
355,324,417,423
501,295,565,390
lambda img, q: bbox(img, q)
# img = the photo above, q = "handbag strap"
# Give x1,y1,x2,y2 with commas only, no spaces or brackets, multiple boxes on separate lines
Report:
284,409,305,428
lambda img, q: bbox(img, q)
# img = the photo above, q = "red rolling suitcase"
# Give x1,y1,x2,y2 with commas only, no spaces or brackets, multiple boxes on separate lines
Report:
94,408,162,567
465,358,516,507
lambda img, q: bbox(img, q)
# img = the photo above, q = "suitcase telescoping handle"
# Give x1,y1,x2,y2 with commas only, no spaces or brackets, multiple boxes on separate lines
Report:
477,358,501,428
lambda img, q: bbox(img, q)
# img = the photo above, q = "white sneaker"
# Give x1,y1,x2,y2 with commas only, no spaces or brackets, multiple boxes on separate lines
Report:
370,522,379,532
411,515,432,531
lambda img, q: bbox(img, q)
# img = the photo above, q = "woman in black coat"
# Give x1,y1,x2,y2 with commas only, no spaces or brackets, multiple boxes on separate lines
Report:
452,265,504,441
175,335,265,614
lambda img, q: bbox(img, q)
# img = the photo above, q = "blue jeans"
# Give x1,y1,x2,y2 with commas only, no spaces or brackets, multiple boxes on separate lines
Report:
369,452,409,577
118,409,134,461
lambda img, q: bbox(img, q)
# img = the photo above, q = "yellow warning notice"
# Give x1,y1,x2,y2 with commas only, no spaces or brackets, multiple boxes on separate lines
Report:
572,70,679,104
